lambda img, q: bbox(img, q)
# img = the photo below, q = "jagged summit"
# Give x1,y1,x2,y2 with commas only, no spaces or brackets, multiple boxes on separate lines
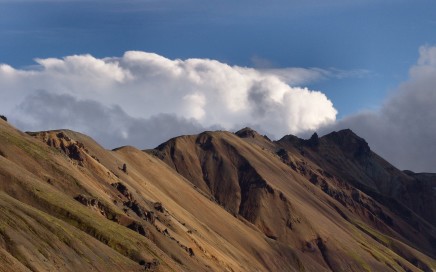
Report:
321,128,365,145
278,128,370,157
322,128,371,157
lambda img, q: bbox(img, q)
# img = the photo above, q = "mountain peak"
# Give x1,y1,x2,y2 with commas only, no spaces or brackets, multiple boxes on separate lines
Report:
323,129,371,157
235,127,260,138
305,132,320,147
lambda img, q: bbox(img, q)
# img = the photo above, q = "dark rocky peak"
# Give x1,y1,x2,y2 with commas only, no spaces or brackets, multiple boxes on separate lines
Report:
323,129,371,158
0,115,7,122
304,132,319,148
309,132,319,141
235,127,260,138
196,132,215,150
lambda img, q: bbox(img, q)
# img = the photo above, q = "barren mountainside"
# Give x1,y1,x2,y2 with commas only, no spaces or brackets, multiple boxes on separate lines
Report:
0,118,435,271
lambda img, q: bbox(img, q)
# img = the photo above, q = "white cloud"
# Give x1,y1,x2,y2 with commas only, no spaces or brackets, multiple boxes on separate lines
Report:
320,45,436,172
0,51,337,148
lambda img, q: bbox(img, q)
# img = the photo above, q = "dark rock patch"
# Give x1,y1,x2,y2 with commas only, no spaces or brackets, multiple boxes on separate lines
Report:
145,211,156,224
305,132,319,148
154,202,165,213
127,222,149,237
74,194,117,221
139,259,160,271
235,127,258,138
112,182,133,201
125,200,146,218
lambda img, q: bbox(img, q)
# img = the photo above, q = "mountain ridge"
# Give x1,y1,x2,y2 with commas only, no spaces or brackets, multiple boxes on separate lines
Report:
151,126,436,269
0,118,435,271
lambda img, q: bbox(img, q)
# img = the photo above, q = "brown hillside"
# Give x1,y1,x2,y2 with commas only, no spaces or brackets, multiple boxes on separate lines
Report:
0,116,434,271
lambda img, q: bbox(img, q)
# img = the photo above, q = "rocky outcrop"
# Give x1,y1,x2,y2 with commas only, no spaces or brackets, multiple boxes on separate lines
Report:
127,221,149,237
111,182,157,224
111,182,133,201
28,131,91,165
125,200,147,218
305,132,320,148
153,202,165,213
139,259,160,271
74,194,118,221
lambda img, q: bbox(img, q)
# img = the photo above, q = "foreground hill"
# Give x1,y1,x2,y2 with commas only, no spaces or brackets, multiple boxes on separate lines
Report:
0,118,434,271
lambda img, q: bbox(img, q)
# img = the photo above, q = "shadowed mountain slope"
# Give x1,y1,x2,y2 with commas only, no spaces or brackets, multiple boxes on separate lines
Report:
0,117,435,271
152,127,436,271
278,129,436,227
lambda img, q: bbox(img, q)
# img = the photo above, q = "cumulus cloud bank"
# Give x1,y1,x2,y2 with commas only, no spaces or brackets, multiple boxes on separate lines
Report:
320,46,436,172
0,51,337,148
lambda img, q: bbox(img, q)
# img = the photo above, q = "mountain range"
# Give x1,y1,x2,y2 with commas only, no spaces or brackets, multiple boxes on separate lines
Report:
0,117,434,271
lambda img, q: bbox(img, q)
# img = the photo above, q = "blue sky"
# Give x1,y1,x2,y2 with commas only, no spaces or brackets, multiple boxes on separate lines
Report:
1,0,436,171
1,0,436,116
